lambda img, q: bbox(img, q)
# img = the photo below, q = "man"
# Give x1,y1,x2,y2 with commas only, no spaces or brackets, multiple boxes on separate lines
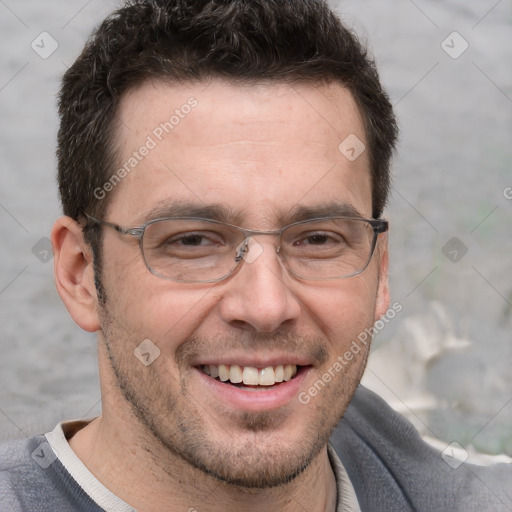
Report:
1,1,510,511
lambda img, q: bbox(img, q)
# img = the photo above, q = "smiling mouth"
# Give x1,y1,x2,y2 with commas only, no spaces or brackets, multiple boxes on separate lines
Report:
199,364,302,387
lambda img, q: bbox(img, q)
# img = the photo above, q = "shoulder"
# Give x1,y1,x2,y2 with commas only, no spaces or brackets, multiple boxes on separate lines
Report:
0,433,102,512
0,435,48,486
0,434,51,511
330,386,512,512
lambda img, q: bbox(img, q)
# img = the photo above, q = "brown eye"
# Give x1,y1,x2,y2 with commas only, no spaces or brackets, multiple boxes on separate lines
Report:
170,233,217,246
292,232,344,247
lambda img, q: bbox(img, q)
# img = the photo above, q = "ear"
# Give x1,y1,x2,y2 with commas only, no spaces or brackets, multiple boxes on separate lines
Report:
374,232,390,322
51,216,100,332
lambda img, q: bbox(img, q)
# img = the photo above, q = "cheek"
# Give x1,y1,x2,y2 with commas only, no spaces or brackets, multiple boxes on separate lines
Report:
101,256,219,349
301,274,378,346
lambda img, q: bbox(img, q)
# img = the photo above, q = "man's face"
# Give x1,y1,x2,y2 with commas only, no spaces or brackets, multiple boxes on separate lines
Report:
95,80,389,487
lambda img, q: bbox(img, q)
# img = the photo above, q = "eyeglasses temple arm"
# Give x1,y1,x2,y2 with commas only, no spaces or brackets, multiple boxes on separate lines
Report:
83,213,143,237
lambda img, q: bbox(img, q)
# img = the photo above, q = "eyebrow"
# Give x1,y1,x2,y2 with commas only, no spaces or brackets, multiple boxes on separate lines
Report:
278,202,367,225
137,200,242,225
136,200,367,226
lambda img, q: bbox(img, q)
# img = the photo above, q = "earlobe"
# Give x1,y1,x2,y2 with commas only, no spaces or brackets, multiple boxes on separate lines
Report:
374,234,391,322
51,216,101,333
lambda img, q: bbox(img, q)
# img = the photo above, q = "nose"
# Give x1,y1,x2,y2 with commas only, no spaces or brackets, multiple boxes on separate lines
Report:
218,238,301,334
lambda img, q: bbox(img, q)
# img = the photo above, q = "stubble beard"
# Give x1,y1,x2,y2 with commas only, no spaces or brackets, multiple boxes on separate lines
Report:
98,300,370,490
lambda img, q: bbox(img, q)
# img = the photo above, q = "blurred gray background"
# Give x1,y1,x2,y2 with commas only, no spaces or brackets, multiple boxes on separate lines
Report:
1,0,511,459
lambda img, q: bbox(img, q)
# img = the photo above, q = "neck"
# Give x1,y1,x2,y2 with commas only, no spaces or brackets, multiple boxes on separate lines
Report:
69,411,337,512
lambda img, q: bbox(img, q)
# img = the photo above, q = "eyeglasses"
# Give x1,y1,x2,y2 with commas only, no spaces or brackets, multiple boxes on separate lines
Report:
84,213,388,283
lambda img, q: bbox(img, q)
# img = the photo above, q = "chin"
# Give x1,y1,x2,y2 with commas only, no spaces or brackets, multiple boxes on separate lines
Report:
153,413,332,490
186,439,317,489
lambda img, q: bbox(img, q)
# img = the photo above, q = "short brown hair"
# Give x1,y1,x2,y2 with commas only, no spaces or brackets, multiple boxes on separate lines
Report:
57,0,398,285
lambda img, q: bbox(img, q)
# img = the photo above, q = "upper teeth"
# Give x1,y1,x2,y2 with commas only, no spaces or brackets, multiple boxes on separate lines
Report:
201,364,298,386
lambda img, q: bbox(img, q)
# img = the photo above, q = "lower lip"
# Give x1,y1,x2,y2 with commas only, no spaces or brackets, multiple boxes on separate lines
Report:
193,366,312,412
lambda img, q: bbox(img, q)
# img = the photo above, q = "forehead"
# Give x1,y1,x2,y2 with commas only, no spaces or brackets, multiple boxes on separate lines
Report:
108,79,372,226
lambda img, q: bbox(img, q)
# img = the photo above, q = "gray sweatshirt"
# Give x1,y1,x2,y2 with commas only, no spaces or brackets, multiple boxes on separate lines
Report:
1,386,510,511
